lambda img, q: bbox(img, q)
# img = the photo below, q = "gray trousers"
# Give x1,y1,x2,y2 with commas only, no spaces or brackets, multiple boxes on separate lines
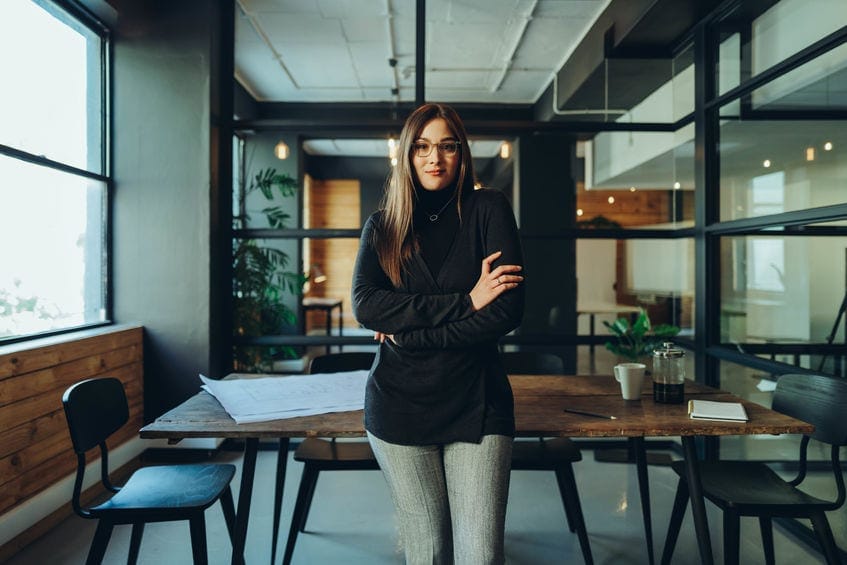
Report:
367,432,512,565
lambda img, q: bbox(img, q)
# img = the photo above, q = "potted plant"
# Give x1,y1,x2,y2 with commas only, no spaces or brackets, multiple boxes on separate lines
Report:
233,167,306,372
603,308,680,364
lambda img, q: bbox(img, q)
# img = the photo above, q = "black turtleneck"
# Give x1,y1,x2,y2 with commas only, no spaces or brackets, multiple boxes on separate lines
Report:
414,185,459,278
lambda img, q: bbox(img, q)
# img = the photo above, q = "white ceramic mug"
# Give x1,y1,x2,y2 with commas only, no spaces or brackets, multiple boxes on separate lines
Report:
614,363,646,400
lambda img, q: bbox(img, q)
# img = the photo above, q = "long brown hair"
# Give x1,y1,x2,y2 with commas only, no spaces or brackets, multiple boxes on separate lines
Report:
375,103,476,286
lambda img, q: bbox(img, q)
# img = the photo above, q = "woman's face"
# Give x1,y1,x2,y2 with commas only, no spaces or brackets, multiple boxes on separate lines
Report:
412,118,460,192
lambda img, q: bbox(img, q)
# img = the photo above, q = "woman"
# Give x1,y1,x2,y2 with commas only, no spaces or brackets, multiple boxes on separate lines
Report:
352,103,525,564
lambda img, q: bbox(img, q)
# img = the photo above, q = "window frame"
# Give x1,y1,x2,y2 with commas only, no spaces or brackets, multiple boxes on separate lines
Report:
0,0,112,345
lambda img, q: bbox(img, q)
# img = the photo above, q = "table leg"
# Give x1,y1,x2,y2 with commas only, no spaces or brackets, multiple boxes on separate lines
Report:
338,302,343,352
631,437,655,565
682,436,714,565
324,309,331,354
589,314,596,355
231,437,259,565
271,438,290,565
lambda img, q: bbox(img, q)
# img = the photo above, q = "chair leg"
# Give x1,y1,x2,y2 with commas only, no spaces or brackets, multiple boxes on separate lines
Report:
128,522,145,565
553,467,577,532
284,465,319,565
298,467,321,532
189,514,208,565
660,480,689,565
722,511,740,565
758,516,775,565
86,520,114,565
555,465,593,565
220,486,237,543
272,438,290,565
809,512,842,565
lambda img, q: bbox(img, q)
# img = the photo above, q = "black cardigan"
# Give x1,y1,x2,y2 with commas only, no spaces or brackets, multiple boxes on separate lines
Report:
352,189,525,445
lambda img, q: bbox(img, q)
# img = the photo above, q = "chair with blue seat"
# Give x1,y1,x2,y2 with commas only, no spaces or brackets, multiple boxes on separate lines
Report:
502,351,593,564
661,373,847,565
62,377,237,565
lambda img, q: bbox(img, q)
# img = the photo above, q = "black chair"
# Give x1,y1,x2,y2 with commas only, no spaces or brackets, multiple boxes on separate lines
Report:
281,351,378,565
502,351,594,564
661,373,847,565
62,377,237,565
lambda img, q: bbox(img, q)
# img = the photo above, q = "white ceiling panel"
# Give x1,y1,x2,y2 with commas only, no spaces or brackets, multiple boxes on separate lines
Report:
437,0,535,24
535,0,609,18
340,17,387,42
284,44,359,87
349,42,394,86
513,17,594,68
316,0,387,18
240,0,321,14
260,13,344,44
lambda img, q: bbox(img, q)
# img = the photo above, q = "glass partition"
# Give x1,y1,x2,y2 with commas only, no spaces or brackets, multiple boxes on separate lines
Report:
576,237,695,334
719,233,847,374
716,0,847,96
716,359,822,461
584,126,694,227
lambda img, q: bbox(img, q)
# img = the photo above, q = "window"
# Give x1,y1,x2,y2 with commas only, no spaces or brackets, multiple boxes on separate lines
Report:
0,0,109,341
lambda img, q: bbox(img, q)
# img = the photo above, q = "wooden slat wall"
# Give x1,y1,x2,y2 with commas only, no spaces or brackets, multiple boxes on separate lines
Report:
576,182,674,227
305,178,361,331
0,325,143,518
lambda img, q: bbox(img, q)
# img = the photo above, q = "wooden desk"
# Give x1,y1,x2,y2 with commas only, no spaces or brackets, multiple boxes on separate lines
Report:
141,375,813,565
302,297,343,354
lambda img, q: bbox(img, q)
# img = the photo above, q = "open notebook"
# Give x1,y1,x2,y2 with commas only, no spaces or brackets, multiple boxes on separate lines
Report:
688,399,749,422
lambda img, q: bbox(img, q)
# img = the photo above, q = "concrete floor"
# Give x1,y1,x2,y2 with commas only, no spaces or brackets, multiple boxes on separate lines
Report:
6,443,829,565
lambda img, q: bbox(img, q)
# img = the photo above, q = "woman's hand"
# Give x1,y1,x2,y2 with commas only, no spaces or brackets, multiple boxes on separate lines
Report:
469,251,523,311
374,331,396,344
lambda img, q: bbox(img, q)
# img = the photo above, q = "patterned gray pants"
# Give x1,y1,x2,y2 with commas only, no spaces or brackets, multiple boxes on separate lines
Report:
367,432,512,565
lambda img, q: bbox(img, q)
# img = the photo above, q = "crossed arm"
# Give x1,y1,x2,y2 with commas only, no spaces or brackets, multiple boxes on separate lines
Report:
352,197,525,349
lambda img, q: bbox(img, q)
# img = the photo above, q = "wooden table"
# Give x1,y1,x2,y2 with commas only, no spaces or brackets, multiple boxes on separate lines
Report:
140,375,813,565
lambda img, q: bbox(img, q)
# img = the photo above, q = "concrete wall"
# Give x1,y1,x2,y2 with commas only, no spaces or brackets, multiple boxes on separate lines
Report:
111,0,220,418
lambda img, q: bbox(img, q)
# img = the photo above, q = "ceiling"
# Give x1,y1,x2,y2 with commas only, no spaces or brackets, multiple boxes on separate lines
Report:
234,0,610,105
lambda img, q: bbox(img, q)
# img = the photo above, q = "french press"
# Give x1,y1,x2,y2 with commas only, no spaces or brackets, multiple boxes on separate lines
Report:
652,342,685,404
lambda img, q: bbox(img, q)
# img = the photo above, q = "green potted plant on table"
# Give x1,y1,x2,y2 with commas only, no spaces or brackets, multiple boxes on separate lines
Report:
233,168,306,372
603,308,680,364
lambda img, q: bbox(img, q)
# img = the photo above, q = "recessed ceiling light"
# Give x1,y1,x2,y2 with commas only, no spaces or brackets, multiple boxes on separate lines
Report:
607,196,615,204
763,159,771,168
824,141,833,151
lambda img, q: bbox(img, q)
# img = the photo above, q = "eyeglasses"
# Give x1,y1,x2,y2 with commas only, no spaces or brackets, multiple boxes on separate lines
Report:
413,141,461,158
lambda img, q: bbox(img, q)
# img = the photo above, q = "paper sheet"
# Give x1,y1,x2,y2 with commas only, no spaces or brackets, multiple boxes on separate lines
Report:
200,371,368,423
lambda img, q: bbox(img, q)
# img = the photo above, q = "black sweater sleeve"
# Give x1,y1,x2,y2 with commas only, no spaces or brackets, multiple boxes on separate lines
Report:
393,192,525,349
351,214,476,334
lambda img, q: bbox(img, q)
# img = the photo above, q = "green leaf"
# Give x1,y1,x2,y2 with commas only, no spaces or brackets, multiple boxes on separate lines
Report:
603,308,680,362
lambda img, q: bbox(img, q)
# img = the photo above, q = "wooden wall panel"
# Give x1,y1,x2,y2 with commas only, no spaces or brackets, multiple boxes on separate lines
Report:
576,183,673,227
305,179,361,331
0,325,143,518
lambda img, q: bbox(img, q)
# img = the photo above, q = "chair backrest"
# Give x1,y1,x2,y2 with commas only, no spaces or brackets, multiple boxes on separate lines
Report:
773,373,847,446
63,377,129,454
309,352,376,374
500,351,565,375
